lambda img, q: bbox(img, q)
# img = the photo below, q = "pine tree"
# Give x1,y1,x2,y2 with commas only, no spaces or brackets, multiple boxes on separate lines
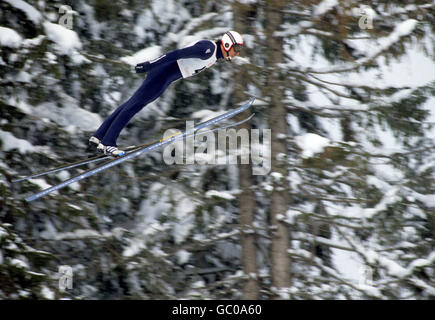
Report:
275,0,435,298
1,0,434,300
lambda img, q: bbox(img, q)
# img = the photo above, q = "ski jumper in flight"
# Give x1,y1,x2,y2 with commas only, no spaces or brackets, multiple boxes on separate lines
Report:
89,31,244,156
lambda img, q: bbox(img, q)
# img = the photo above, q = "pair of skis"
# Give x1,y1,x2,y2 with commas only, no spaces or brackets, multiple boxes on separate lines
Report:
14,98,255,202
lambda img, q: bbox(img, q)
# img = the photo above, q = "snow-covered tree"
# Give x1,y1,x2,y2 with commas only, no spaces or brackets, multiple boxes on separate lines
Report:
0,0,434,300
270,0,435,299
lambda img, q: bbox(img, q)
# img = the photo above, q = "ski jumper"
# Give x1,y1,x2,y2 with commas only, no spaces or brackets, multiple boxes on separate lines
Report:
93,40,224,147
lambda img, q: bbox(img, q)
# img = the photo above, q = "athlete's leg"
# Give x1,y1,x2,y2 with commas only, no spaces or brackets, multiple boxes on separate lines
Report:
93,102,127,141
100,64,181,146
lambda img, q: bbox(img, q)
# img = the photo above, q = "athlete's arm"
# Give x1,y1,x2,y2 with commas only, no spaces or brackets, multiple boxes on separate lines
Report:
135,40,215,73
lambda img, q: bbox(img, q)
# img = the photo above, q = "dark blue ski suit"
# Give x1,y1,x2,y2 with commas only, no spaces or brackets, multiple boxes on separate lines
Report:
93,40,224,147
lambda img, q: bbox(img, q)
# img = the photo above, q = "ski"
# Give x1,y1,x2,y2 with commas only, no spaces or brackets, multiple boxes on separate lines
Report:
13,145,150,183
193,112,255,137
24,97,255,202
13,112,254,183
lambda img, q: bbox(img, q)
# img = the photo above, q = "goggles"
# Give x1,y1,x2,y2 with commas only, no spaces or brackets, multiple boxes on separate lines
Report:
233,44,243,53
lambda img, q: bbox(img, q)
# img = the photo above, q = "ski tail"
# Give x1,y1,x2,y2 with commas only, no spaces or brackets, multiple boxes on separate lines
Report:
12,153,107,183
12,145,148,183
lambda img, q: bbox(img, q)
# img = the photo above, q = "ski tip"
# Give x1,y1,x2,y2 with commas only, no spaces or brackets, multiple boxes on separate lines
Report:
238,97,255,109
25,195,37,203
247,97,256,106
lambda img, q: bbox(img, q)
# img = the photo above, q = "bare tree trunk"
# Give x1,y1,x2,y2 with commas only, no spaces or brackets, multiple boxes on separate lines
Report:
265,0,291,299
233,1,259,300
238,150,259,299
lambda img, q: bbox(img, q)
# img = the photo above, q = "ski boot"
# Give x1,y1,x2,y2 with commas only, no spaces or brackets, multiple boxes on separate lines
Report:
97,144,126,157
88,136,101,147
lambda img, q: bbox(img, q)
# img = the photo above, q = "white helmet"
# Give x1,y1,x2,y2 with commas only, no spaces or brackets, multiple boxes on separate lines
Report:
221,31,244,53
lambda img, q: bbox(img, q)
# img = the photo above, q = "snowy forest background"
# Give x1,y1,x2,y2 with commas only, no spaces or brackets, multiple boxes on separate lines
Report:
1,0,434,300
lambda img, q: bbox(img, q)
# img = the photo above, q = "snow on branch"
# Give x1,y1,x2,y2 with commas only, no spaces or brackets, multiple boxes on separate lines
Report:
40,228,127,241
363,187,401,219
336,225,435,287
161,12,222,47
302,19,419,74
43,22,82,53
4,0,42,25
291,231,354,252
275,21,313,38
312,0,338,17
378,2,435,17
288,248,383,298
0,27,23,48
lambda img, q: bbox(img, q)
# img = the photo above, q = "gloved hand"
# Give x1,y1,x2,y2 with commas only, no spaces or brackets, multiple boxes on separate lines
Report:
135,61,151,74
